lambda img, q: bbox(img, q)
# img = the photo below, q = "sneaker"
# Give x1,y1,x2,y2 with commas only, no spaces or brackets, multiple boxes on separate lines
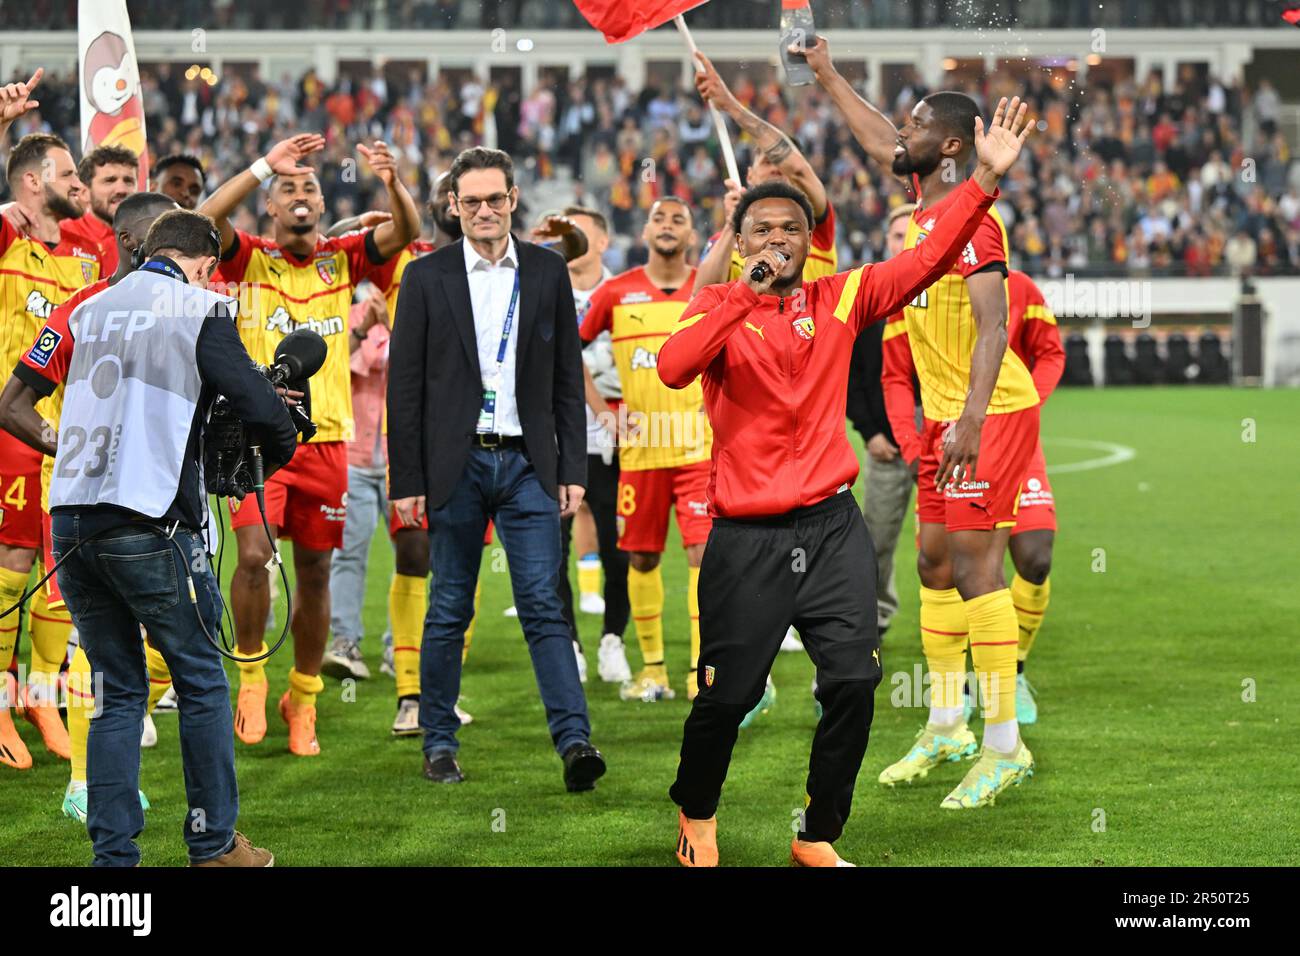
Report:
153,685,179,713
503,605,518,618
878,721,978,786
278,691,320,756
321,638,370,681
191,830,274,867
1016,673,1039,725
579,591,605,616
596,634,632,683
791,838,855,867
940,737,1035,809
738,676,776,730
61,780,149,823
675,810,718,867
0,706,33,770
573,642,588,684
21,684,70,759
234,682,268,745
779,627,802,652
380,640,396,678
455,700,474,725
619,668,675,702
141,714,157,749
392,697,420,737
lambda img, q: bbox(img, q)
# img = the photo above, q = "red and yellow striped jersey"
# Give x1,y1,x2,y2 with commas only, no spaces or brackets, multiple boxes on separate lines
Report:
579,266,712,471
902,191,1038,421
59,211,118,275
1005,270,1065,404
0,215,101,394
214,228,389,443
710,202,839,283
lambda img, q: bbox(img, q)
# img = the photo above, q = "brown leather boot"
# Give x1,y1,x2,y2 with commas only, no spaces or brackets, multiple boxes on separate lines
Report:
191,831,274,867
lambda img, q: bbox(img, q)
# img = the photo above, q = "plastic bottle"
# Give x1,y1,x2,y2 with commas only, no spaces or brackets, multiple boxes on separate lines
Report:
779,0,818,87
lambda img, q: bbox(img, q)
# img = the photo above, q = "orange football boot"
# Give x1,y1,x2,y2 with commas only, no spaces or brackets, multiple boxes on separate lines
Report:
235,681,268,745
790,838,855,867
675,810,718,867
0,706,32,770
278,691,320,757
22,684,70,759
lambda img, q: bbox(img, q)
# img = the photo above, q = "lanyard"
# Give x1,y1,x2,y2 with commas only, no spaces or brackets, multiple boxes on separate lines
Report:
494,270,521,370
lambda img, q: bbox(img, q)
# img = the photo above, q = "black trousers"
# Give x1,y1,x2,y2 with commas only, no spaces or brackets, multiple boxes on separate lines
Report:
669,491,882,844
559,452,629,645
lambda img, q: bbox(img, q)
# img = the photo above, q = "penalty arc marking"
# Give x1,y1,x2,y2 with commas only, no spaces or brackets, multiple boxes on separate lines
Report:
1043,438,1137,475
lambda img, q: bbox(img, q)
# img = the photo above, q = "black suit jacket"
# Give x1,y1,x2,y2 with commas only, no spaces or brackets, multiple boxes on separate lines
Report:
387,238,587,510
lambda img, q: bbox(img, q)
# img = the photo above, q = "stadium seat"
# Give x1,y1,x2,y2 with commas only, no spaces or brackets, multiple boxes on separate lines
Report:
1133,333,1164,385
1062,333,1093,386
1103,334,1134,386
1165,333,1195,384
1197,332,1230,384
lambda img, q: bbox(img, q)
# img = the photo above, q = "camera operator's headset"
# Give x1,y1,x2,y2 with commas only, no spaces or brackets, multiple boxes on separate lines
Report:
0,229,293,664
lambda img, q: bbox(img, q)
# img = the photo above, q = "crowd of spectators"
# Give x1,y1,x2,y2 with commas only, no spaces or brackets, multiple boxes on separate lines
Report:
3,54,1297,278
8,0,1293,31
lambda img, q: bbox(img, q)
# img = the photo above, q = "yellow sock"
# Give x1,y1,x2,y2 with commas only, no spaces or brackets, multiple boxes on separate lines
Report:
687,565,701,671
628,565,665,677
67,645,93,784
1011,573,1051,663
288,668,324,709
389,573,425,699
577,556,601,598
965,589,1019,728
144,638,173,713
0,565,28,674
237,642,270,686
920,586,969,713
28,583,70,704
462,578,481,664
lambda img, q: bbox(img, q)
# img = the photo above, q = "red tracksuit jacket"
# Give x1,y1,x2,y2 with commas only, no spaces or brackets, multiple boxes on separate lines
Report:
658,177,999,518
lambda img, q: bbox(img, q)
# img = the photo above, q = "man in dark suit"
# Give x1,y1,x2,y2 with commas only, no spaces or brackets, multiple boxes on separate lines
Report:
387,147,605,792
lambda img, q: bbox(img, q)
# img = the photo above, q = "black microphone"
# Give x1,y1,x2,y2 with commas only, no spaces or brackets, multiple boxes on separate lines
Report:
270,328,328,382
749,250,789,283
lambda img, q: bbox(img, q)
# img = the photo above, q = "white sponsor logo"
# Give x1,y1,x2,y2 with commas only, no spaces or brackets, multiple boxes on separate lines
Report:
629,347,658,371
266,306,344,337
49,886,151,936
25,289,54,320
619,291,654,304
1027,477,1042,492
961,242,978,267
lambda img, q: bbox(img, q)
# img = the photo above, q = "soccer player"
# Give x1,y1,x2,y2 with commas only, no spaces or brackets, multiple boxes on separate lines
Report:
0,191,181,815
807,37,1039,808
579,197,708,703
0,70,100,769
59,144,139,274
150,153,205,210
563,204,632,684
659,98,1030,866
199,132,418,756
690,50,838,291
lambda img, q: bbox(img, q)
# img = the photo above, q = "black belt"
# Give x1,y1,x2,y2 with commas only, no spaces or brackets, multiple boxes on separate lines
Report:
472,433,527,451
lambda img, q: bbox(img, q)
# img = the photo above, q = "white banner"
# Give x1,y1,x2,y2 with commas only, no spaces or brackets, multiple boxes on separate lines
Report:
78,0,148,187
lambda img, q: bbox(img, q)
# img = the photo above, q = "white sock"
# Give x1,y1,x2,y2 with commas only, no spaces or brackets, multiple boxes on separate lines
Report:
928,706,964,727
983,719,1019,754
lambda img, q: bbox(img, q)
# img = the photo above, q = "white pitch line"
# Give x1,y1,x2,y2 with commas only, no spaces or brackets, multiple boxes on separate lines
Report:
1044,438,1138,475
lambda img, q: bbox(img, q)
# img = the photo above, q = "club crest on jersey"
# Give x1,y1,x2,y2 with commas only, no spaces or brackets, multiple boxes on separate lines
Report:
704,665,715,687
316,258,337,285
81,260,96,283
792,316,815,340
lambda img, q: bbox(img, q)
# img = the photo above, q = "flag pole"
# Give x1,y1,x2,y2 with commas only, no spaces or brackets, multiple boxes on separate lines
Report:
673,14,741,184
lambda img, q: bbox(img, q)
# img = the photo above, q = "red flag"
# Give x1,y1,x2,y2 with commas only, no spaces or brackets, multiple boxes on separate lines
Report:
1284,5,1300,26
573,0,708,43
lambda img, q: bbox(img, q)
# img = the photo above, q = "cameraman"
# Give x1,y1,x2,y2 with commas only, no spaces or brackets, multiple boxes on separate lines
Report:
48,209,297,867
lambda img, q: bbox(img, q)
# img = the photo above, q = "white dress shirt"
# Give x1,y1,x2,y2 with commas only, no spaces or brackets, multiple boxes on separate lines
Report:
464,236,522,436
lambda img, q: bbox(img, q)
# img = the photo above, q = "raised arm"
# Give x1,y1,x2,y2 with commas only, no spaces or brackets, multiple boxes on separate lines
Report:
357,141,420,260
693,179,745,293
198,133,325,253
694,51,827,218
0,68,42,146
803,38,899,172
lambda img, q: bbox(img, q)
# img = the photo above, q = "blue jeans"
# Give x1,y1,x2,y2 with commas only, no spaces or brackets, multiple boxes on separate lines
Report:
51,511,238,867
420,448,590,757
330,464,388,646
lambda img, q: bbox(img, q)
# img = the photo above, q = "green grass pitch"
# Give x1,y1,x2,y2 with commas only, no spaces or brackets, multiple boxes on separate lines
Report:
3,387,1297,866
